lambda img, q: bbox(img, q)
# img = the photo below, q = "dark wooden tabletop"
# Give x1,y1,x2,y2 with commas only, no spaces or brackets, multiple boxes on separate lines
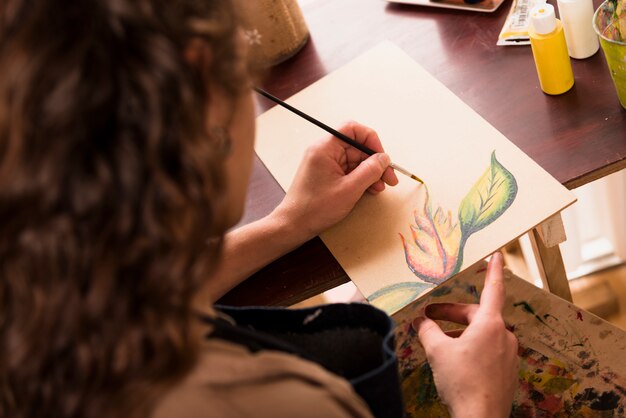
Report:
217,0,626,307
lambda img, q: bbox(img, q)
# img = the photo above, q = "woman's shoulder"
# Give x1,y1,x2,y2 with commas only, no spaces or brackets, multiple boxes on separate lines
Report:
152,338,373,418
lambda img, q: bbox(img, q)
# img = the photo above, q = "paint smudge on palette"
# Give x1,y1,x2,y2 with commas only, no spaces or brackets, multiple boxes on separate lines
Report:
398,342,626,417
401,362,449,418
600,330,613,339
514,347,626,416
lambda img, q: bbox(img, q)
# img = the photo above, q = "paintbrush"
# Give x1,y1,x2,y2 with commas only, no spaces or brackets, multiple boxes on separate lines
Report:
254,87,424,184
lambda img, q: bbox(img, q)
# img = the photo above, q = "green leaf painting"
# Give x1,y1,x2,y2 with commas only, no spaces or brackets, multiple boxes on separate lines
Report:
459,151,518,237
368,282,436,316
369,151,517,313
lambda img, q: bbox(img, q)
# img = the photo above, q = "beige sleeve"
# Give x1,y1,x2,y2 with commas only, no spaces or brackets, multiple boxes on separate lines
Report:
153,339,375,418
154,380,373,418
214,377,373,418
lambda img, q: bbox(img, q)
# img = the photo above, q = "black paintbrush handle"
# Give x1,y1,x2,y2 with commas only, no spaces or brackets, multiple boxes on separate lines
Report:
254,87,375,156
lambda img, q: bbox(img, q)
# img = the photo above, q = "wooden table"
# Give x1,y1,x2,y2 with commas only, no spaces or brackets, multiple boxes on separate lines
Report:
217,0,626,307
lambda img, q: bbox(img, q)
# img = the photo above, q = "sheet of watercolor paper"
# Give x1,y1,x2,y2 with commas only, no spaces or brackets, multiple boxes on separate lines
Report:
393,262,626,416
255,42,575,314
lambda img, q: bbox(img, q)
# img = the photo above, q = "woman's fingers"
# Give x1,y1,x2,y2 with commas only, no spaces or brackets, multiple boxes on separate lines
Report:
443,328,465,338
413,316,449,352
425,302,479,325
477,252,506,318
337,122,399,186
422,253,506,330
381,166,399,186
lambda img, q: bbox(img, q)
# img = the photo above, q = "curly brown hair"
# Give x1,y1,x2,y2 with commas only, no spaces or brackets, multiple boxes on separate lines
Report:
0,0,248,416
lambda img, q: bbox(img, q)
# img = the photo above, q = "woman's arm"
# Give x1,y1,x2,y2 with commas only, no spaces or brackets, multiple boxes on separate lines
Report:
201,208,308,302
200,122,398,302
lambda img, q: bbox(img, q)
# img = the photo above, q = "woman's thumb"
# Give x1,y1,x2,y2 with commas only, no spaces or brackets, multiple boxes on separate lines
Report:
344,153,390,192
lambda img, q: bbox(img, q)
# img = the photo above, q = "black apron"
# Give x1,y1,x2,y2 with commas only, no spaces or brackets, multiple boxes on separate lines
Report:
202,303,405,418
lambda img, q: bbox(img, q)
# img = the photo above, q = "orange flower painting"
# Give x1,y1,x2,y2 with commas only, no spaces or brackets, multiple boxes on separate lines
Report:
370,151,517,313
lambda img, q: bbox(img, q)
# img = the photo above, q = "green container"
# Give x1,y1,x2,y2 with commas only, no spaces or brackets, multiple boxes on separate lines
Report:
594,0,626,109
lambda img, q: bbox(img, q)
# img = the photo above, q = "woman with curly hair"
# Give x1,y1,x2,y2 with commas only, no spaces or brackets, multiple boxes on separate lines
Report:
0,0,518,417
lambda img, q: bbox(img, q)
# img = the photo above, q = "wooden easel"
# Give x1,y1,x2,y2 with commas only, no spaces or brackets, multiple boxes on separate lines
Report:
528,213,573,302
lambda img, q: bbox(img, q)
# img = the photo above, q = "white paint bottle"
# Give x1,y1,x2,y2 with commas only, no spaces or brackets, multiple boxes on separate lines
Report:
557,0,600,58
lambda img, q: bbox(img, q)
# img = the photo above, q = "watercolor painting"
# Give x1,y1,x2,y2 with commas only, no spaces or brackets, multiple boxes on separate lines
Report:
370,151,518,313
256,42,576,310
392,263,626,417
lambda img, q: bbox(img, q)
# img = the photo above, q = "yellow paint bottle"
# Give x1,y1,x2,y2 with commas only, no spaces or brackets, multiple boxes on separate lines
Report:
528,4,574,95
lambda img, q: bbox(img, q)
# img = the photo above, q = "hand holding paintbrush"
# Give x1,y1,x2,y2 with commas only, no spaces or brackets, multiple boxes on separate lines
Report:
255,87,424,184
270,120,401,241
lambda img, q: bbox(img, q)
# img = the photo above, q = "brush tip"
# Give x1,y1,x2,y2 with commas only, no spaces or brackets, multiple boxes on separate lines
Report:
411,175,424,184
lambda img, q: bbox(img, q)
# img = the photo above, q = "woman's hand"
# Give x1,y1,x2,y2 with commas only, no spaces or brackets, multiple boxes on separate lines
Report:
413,252,519,418
272,121,399,242
202,122,397,302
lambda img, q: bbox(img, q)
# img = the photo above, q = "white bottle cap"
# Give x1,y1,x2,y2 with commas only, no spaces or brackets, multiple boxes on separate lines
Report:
531,4,557,35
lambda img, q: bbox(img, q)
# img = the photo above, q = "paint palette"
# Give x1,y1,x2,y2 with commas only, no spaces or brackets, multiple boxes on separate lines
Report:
393,262,626,417
386,0,507,13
